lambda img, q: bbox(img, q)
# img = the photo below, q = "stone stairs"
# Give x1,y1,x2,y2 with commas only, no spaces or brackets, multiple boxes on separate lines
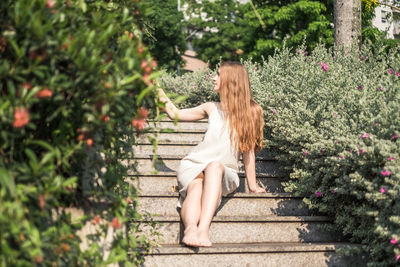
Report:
131,120,359,266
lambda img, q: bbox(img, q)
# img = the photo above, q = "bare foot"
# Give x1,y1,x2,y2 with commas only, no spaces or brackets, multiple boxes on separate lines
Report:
182,225,200,247
197,230,212,247
249,185,266,193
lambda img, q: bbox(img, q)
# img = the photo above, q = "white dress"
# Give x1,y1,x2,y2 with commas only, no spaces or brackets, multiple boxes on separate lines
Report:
176,103,240,208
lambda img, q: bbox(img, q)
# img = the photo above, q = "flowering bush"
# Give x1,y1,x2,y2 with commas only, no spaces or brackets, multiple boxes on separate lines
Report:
0,0,160,265
161,44,400,266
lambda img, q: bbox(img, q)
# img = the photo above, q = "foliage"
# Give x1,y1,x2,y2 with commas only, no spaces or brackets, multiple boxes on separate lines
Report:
160,43,400,266
141,0,186,71
184,0,252,66
0,0,161,265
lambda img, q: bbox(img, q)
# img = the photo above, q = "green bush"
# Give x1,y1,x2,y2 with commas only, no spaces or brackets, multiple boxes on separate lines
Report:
161,44,400,266
0,0,160,265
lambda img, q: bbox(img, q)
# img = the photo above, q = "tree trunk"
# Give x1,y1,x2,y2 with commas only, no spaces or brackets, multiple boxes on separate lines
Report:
334,0,362,51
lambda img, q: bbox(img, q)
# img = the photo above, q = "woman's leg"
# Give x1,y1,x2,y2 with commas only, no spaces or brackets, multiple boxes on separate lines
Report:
197,161,224,246
181,174,204,246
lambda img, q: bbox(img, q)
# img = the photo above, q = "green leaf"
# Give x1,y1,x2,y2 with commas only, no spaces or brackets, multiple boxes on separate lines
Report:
0,168,16,198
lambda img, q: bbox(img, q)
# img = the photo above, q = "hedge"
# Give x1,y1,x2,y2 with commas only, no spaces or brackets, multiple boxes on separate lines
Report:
160,43,400,266
0,0,160,265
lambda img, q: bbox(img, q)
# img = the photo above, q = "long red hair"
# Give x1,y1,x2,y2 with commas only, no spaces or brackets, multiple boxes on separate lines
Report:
219,62,264,152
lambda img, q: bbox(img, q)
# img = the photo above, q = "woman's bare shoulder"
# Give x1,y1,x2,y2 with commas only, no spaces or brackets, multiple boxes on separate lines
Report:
203,102,218,117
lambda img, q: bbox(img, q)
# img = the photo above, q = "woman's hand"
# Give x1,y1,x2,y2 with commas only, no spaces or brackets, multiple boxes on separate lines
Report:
157,88,169,103
249,185,266,193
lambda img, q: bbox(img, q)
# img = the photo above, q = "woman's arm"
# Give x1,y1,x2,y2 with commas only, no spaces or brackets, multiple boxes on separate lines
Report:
157,88,213,121
242,149,266,193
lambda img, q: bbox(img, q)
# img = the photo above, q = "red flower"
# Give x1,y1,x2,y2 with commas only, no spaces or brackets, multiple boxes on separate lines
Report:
46,0,55,8
132,118,145,131
110,217,121,229
92,215,100,225
138,107,149,119
86,138,93,147
100,115,110,122
13,107,30,128
23,82,31,90
125,197,133,204
36,87,52,98
38,194,45,209
61,243,71,252
34,256,43,263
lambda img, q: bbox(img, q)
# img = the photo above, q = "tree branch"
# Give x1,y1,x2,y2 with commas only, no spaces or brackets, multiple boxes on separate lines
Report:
377,1,400,13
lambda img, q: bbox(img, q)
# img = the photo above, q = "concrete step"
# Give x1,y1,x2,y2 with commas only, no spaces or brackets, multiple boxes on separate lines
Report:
137,194,311,217
139,215,338,245
129,175,287,194
142,242,361,267
145,120,209,132
137,132,206,145
124,158,285,177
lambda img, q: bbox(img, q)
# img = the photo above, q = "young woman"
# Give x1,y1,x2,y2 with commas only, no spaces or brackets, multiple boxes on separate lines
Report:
157,61,265,248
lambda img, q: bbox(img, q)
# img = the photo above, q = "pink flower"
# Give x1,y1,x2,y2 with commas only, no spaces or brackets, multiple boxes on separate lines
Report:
315,191,322,197
359,149,365,155
392,133,398,140
357,85,363,91
35,87,52,98
13,107,30,128
388,156,395,161
110,217,122,229
46,0,55,8
395,254,400,262
335,140,339,144
381,170,392,176
389,69,394,74
320,150,325,154
339,155,344,159
303,151,308,156
380,187,387,193
396,72,400,77
390,238,397,245
378,87,382,91
332,188,337,194
272,109,277,115
321,63,329,72
373,122,378,126
360,133,370,139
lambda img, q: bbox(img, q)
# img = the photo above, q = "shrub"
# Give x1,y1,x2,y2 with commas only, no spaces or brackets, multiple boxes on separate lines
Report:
160,43,400,266
0,0,160,265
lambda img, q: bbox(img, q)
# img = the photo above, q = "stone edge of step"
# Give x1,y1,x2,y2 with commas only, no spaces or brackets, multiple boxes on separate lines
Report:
129,172,285,178
138,192,298,198
139,215,332,223
132,154,277,161
143,242,358,255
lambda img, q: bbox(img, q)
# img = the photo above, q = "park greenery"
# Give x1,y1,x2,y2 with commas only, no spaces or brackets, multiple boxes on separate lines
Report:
0,0,161,265
160,43,400,266
1,0,400,266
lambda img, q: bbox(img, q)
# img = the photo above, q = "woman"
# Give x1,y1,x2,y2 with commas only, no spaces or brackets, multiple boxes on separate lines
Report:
157,62,265,248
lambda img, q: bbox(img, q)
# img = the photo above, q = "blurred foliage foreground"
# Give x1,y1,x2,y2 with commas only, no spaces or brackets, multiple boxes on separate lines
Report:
161,43,400,266
0,0,163,266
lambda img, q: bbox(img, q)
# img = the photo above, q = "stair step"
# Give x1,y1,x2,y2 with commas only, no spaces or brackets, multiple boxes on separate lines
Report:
145,120,209,132
129,176,287,194
133,145,277,159
137,195,311,217
133,153,276,161
139,215,338,244
124,159,285,177
137,132,205,144
142,242,360,267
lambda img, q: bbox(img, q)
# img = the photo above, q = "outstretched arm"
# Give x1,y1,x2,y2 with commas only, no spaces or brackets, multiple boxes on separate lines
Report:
158,88,213,121
242,149,266,193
